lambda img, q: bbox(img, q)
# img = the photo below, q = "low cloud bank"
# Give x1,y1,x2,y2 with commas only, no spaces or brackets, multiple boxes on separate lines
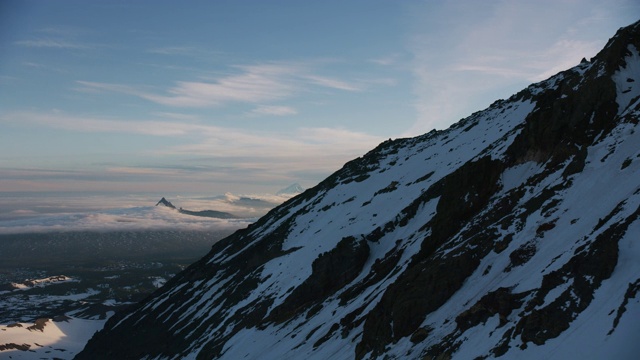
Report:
0,192,297,234
0,206,251,234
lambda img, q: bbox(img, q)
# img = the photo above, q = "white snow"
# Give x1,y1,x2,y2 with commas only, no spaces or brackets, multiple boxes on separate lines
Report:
500,161,543,193
7,275,77,293
0,317,108,360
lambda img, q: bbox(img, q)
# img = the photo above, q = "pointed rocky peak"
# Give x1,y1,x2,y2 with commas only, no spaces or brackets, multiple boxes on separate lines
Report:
155,197,176,209
591,19,640,75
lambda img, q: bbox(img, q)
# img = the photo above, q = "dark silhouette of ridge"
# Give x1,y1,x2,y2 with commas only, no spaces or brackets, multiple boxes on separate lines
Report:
155,197,236,219
155,197,176,209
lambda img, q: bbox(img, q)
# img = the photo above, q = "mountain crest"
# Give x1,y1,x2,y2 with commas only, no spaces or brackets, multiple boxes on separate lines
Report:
155,197,175,209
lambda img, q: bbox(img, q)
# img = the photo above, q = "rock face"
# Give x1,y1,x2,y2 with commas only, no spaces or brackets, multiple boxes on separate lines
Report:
155,197,176,209
156,197,237,219
78,21,640,360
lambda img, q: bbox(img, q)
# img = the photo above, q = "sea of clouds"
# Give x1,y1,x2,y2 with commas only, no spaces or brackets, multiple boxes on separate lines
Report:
0,192,295,234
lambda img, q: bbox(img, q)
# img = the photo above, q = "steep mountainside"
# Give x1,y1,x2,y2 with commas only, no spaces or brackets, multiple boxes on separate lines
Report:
78,21,640,360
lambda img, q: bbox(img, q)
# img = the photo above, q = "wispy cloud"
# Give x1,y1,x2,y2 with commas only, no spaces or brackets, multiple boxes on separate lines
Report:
76,66,294,107
76,61,362,109
1,110,383,191
22,61,68,73
38,25,85,36
528,39,602,80
75,81,142,96
2,110,380,144
369,54,402,66
250,105,297,116
301,74,361,91
3,111,203,136
165,126,381,159
147,46,200,55
15,39,90,49
151,112,201,121
449,39,601,82
146,46,224,59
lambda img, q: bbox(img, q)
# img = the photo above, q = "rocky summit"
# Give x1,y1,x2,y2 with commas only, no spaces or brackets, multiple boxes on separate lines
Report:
77,21,640,360
156,197,176,209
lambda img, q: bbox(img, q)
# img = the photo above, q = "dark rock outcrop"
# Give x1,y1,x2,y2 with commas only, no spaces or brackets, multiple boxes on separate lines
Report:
156,197,237,219
155,197,175,209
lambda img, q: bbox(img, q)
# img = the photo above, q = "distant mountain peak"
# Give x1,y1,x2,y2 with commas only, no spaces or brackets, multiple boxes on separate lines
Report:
155,197,176,209
154,197,238,219
277,183,304,195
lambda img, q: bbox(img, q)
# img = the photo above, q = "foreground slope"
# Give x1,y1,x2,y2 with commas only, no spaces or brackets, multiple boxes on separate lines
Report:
78,21,640,360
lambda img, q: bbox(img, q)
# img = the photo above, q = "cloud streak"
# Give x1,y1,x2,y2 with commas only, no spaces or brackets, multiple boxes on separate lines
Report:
2,110,380,151
3,111,203,136
250,105,297,116
0,110,383,192
301,74,361,91
76,61,362,109
15,39,90,49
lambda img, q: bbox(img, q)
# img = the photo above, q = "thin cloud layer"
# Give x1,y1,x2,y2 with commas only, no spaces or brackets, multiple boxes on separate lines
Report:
301,74,361,91
15,39,89,49
0,110,383,193
1,111,381,153
0,192,300,234
76,62,362,109
3,111,202,136
250,105,298,116
0,206,251,234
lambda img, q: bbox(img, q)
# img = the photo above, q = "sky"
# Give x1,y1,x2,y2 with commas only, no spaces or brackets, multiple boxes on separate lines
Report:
1,0,639,196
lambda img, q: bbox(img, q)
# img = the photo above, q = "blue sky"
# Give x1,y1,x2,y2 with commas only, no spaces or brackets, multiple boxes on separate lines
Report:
1,0,638,195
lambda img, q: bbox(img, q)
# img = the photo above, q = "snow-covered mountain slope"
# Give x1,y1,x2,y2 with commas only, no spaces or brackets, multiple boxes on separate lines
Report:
0,317,106,360
77,21,640,360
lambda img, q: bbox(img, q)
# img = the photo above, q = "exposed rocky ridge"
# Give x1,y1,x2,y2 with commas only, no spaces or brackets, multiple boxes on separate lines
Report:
78,21,640,360
155,197,176,209
156,197,237,219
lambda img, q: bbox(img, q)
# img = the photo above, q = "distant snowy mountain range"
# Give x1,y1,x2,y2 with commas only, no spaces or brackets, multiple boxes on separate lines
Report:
74,21,640,359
